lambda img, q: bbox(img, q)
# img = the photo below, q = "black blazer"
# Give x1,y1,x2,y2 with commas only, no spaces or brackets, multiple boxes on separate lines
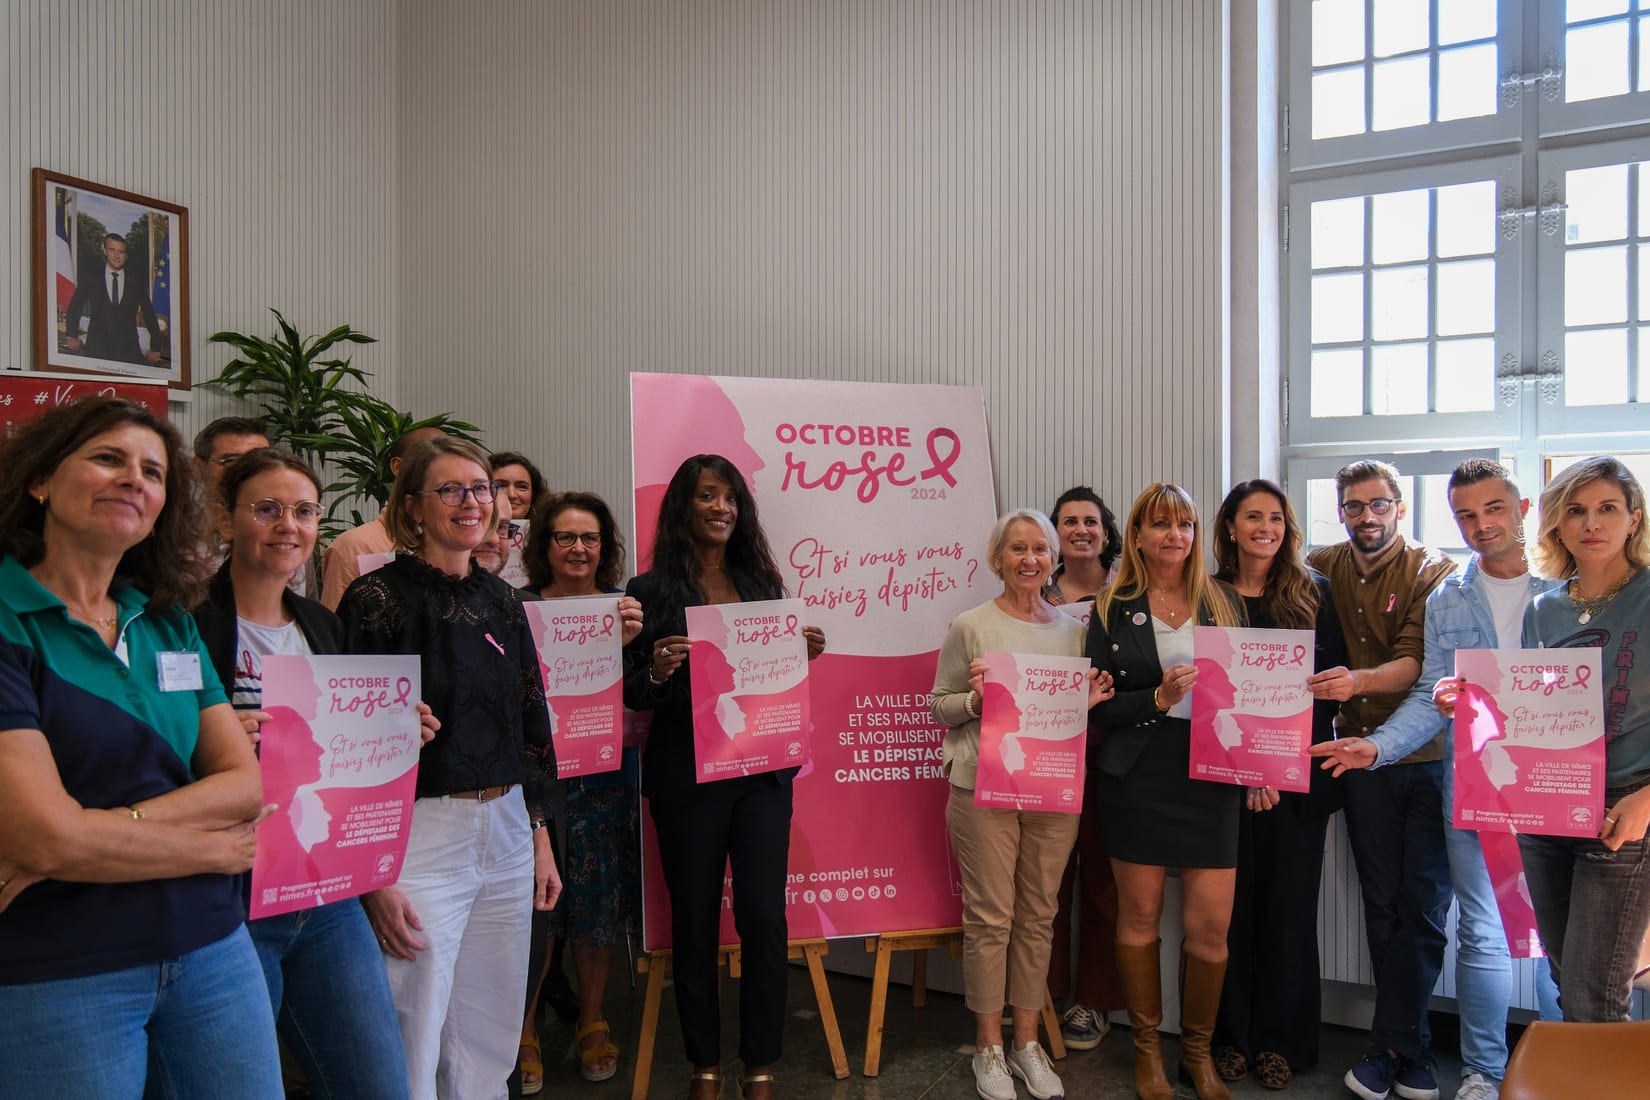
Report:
194,565,345,696
62,266,163,365
622,569,791,802
1085,588,1240,780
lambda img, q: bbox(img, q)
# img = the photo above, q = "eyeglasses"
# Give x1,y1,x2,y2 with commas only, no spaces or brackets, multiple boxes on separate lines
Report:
244,499,323,526
416,480,499,506
1339,497,1397,518
501,521,523,539
551,531,602,548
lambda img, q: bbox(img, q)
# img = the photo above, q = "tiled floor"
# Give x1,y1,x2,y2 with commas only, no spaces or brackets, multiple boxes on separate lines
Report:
514,961,1480,1100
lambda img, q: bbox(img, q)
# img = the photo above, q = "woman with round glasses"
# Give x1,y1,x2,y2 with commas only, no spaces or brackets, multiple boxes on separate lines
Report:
195,447,437,1098
336,437,562,1098
516,492,644,1089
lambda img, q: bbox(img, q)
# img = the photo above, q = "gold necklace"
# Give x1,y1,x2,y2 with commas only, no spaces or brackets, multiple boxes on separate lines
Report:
1149,588,1187,624
1570,570,1636,624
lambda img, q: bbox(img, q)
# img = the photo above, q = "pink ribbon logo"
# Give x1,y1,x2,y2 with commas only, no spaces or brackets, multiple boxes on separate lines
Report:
921,427,961,486
394,677,413,707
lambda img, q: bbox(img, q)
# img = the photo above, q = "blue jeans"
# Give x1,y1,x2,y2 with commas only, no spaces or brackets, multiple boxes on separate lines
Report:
1517,785,1650,1022
0,924,283,1100
1342,760,1454,1059
249,901,409,1099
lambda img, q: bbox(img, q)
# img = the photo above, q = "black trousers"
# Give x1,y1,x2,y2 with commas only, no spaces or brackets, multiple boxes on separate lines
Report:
1214,798,1333,1069
649,776,793,1068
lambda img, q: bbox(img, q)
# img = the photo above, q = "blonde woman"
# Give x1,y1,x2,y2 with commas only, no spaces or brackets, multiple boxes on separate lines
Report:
1086,484,1243,1100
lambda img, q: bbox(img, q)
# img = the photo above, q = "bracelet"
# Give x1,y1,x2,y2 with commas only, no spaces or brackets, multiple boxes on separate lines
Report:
648,666,669,686
530,818,548,831
962,691,978,719
127,805,144,821
1153,686,1169,713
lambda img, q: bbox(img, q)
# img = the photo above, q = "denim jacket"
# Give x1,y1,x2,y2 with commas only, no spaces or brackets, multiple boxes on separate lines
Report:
1369,555,1559,768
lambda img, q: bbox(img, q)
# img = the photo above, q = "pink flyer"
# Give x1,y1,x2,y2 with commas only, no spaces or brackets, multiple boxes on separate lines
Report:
973,651,1091,813
250,654,422,919
1190,626,1315,793
522,595,624,778
686,598,812,781
1453,648,1606,838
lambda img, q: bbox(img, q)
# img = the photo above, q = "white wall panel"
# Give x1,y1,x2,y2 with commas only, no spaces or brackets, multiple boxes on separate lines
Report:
1,0,398,446
397,0,1228,527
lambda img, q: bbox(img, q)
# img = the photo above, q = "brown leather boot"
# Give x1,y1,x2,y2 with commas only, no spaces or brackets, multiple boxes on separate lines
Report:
1177,952,1232,1100
1114,940,1173,1100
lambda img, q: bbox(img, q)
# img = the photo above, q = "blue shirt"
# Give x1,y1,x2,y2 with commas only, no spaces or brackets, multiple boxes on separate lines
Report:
0,555,243,984
1368,555,1557,769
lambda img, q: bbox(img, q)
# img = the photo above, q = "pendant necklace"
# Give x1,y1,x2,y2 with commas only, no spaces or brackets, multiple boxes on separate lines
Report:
1571,571,1634,624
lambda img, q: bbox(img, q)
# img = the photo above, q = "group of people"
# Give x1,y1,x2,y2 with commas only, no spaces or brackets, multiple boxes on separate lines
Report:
936,459,1650,1100
1,394,1646,1100
0,399,820,1100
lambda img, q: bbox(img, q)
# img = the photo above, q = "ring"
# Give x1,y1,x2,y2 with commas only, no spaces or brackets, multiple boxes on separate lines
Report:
1605,815,1618,825
379,936,388,945
0,878,9,891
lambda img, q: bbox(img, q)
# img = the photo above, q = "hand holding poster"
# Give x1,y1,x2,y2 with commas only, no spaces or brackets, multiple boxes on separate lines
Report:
686,597,812,780
974,651,1091,812
1190,625,1315,792
523,595,624,778
1452,647,1606,837
251,654,422,918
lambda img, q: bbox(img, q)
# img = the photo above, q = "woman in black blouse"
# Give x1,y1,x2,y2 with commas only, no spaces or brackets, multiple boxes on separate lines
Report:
336,436,561,1100
1209,479,1348,1090
623,455,823,1100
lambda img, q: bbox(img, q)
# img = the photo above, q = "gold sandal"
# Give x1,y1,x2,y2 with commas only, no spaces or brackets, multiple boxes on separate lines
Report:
738,1071,776,1099
517,1031,544,1096
686,1067,724,1099
574,1019,620,1083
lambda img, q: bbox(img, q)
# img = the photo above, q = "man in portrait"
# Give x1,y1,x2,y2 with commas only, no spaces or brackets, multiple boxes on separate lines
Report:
61,232,165,366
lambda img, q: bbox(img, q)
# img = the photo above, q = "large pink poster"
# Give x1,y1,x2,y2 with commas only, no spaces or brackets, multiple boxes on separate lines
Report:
1453,648,1606,838
250,655,422,918
523,596,625,778
685,599,811,780
974,651,1090,813
632,374,995,948
1190,626,1315,792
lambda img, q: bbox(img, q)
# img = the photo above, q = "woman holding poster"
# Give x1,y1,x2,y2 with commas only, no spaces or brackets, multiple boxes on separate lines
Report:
336,437,561,1100
517,491,643,1089
932,508,1114,1100
195,448,423,1099
1207,479,1347,1089
622,455,824,1100
1517,456,1650,1021
1086,483,1243,1100
0,397,283,1096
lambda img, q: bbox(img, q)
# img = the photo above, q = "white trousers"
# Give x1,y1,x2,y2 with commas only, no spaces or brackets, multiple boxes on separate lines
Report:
385,789,534,1100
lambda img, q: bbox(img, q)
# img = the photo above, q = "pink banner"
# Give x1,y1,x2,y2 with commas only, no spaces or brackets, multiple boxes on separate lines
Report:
1478,830,1546,958
686,599,812,780
523,596,625,778
631,374,994,948
1190,626,1315,792
250,654,422,918
973,651,1090,812
1453,648,1606,838
1,372,166,439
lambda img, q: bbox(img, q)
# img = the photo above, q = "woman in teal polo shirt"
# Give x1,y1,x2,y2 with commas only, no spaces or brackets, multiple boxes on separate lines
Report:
0,396,283,1098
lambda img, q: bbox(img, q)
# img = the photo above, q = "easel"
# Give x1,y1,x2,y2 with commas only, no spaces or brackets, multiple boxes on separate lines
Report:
860,927,1066,1076
631,939,848,1100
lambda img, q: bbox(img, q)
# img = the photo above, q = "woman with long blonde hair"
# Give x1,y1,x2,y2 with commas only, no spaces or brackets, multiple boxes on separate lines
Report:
1087,483,1243,1100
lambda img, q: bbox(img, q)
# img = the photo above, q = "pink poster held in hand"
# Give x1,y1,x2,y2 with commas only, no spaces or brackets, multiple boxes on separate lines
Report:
973,651,1091,813
1452,647,1606,838
1190,626,1315,792
522,595,624,778
250,654,422,919
686,597,812,781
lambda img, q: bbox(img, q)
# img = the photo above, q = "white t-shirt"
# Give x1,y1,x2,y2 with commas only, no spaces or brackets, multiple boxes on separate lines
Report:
232,617,311,709
1153,615,1197,719
1478,569,1534,651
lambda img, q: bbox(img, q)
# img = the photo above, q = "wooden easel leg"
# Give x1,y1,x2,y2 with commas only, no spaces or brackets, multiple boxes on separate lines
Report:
1041,984,1067,1060
802,942,850,1079
911,949,929,1009
632,952,667,1100
863,938,895,1077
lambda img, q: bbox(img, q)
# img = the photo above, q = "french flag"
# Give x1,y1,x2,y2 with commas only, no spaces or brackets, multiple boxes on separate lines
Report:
53,188,76,313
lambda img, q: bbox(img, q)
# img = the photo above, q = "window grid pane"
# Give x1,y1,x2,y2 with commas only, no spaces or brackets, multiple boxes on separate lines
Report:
1564,160,1645,405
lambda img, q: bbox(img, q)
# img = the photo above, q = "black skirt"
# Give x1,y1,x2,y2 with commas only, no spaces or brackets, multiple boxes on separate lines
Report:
1096,716,1241,868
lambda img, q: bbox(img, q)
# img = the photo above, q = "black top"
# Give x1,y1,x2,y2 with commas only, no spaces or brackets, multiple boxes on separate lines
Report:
337,554,554,817
622,569,788,802
194,565,345,696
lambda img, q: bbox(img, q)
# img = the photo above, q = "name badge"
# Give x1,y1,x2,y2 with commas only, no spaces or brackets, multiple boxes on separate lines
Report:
157,651,204,692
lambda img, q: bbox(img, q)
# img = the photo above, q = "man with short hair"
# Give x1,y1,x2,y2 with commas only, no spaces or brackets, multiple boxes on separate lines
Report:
1313,459,1560,1100
319,426,447,609
62,233,165,365
1305,460,1458,1100
193,416,271,496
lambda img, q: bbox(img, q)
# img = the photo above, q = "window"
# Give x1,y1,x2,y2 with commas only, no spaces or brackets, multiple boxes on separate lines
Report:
1287,1,1650,538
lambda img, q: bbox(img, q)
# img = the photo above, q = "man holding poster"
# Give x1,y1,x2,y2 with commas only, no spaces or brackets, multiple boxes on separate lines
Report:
1311,459,1559,1100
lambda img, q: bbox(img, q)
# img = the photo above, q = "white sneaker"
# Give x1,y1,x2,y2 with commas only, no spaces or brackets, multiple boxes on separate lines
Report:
1454,1074,1499,1100
1007,1040,1066,1100
972,1044,1017,1100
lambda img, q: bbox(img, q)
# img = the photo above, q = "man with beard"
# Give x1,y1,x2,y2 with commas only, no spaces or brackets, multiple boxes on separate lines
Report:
1305,460,1457,1100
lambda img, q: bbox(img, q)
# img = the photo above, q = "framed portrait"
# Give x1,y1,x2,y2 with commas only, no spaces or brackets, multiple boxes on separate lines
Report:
31,169,190,390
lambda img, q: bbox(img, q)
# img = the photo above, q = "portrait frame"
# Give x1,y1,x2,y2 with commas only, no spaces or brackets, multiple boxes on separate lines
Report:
31,168,191,390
